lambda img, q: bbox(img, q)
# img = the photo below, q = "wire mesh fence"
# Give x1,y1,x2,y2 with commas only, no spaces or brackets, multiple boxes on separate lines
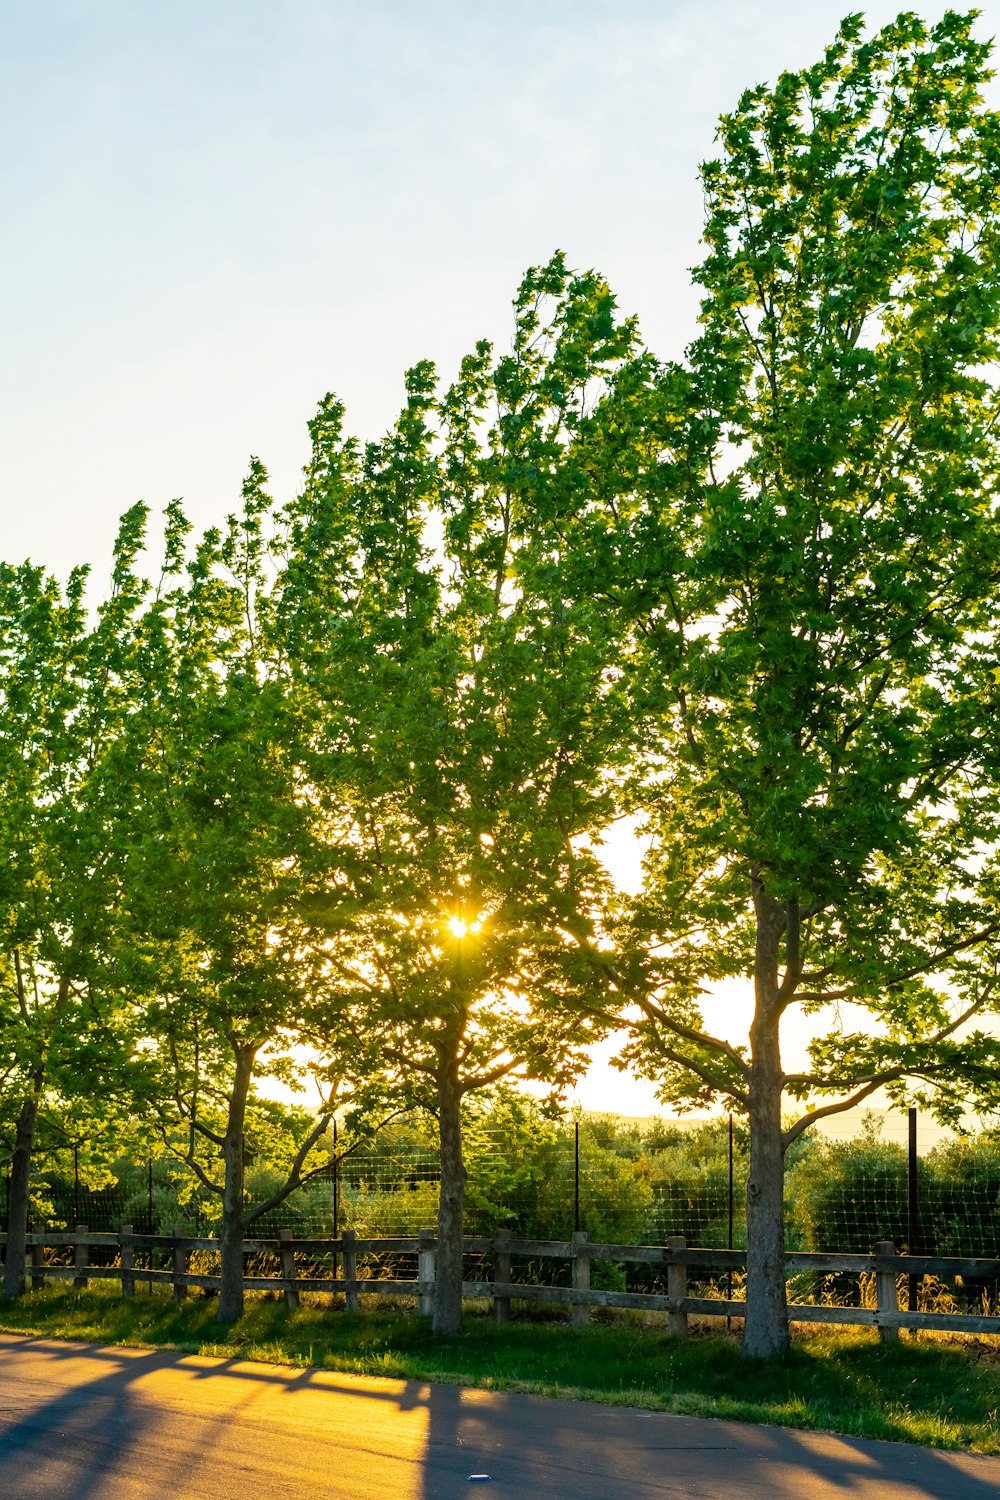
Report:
6,1109,1000,1289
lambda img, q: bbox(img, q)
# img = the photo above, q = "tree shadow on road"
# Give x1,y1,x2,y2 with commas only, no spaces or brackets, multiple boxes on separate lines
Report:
418,1369,1000,1500
0,1333,998,1500
0,1334,437,1500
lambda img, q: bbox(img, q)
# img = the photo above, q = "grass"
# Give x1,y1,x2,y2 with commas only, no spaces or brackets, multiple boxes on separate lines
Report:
1,1285,999,1453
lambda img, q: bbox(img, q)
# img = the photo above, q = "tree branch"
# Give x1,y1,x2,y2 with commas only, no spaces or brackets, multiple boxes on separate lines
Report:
782,991,995,1147
638,1010,751,1107
155,1122,223,1198
243,1108,409,1225
634,993,751,1078
798,921,1000,993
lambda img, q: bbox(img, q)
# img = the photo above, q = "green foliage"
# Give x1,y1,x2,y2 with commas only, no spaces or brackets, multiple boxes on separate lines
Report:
787,1129,913,1255
927,1136,1000,1259
599,6,1000,1121
113,482,363,1242
646,1119,746,1250
276,257,647,1125
786,1124,1000,1263
7,11,1000,1355
0,518,155,1291
515,9,1000,1353
462,1094,562,1232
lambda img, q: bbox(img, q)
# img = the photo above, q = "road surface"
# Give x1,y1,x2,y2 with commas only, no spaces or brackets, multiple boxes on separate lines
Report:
1,1332,998,1498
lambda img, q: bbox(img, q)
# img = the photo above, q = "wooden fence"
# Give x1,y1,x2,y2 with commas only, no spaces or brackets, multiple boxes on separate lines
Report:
3,1224,1000,1340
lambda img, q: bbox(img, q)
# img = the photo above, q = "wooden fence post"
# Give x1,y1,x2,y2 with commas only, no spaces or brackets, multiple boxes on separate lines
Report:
73,1224,89,1289
172,1226,188,1302
571,1230,590,1329
418,1228,435,1318
120,1224,135,1299
668,1235,688,1339
342,1228,359,1314
278,1229,299,1311
493,1227,511,1325
30,1235,45,1292
875,1240,900,1342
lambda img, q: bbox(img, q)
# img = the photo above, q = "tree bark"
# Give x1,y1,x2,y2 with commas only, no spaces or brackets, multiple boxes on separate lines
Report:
742,885,790,1359
433,1053,466,1335
2,1095,39,1301
744,1039,789,1357
216,1044,254,1322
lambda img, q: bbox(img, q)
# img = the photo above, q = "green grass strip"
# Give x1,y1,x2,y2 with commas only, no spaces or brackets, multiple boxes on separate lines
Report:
2,1286,999,1453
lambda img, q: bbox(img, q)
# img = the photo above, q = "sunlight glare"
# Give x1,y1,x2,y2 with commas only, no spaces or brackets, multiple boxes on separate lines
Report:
448,915,482,938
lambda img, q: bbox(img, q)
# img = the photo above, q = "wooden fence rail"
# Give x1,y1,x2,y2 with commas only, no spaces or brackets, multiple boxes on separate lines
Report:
2,1225,999,1338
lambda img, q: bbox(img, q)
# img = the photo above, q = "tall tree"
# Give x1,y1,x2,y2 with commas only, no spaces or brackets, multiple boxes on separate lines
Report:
593,11,1000,1357
280,258,636,1332
120,483,358,1321
0,520,149,1298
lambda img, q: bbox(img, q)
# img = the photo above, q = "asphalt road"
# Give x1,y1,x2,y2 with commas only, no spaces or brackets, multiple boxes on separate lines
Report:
1,1333,999,1499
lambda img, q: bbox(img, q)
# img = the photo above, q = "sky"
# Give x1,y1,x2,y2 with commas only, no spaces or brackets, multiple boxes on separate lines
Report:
4,0,998,1128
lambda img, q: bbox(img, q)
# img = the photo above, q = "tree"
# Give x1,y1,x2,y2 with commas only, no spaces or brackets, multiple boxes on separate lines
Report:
600,11,1000,1356
280,258,637,1332
119,483,363,1321
0,520,149,1298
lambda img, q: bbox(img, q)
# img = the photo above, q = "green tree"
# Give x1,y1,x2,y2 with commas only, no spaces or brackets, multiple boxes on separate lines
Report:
119,483,365,1320
580,11,1000,1356
0,521,149,1298
280,259,637,1332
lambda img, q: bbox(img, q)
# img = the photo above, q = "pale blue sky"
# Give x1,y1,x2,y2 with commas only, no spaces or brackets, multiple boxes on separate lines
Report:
4,2,996,1122
5,1,996,588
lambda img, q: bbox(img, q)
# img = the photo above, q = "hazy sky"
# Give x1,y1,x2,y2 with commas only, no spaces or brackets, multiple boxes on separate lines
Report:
4,1,996,1123
7,0,998,584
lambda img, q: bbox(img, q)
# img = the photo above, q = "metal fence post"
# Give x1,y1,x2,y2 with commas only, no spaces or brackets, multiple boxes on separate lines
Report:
875,1240,900,1342
279,1228,299,1310
172,1226,188,1302
571,1230,590,1329
727,1114,734,1327
418,1227,435,1318
147,1162,155,1294
908,1108,919,1313
30,1233,44,1292
73,1223,89,1289
333,1119,339,1246
342,1227,359,1314
120,1223,135,1298
493,1227,511,1325
668,1234,688,1339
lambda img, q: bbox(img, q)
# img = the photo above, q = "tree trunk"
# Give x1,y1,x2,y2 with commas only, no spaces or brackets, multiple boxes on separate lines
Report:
433,1055,466,1335
744,1045,789,1357
216,1045,253,1322
2,1096,39,1301
743,886,790,1359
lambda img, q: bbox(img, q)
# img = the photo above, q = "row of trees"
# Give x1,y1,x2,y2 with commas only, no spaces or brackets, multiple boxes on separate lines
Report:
4,10,1000,1356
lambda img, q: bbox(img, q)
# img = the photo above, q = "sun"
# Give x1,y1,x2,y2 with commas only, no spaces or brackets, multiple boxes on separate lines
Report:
447,915,482,938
